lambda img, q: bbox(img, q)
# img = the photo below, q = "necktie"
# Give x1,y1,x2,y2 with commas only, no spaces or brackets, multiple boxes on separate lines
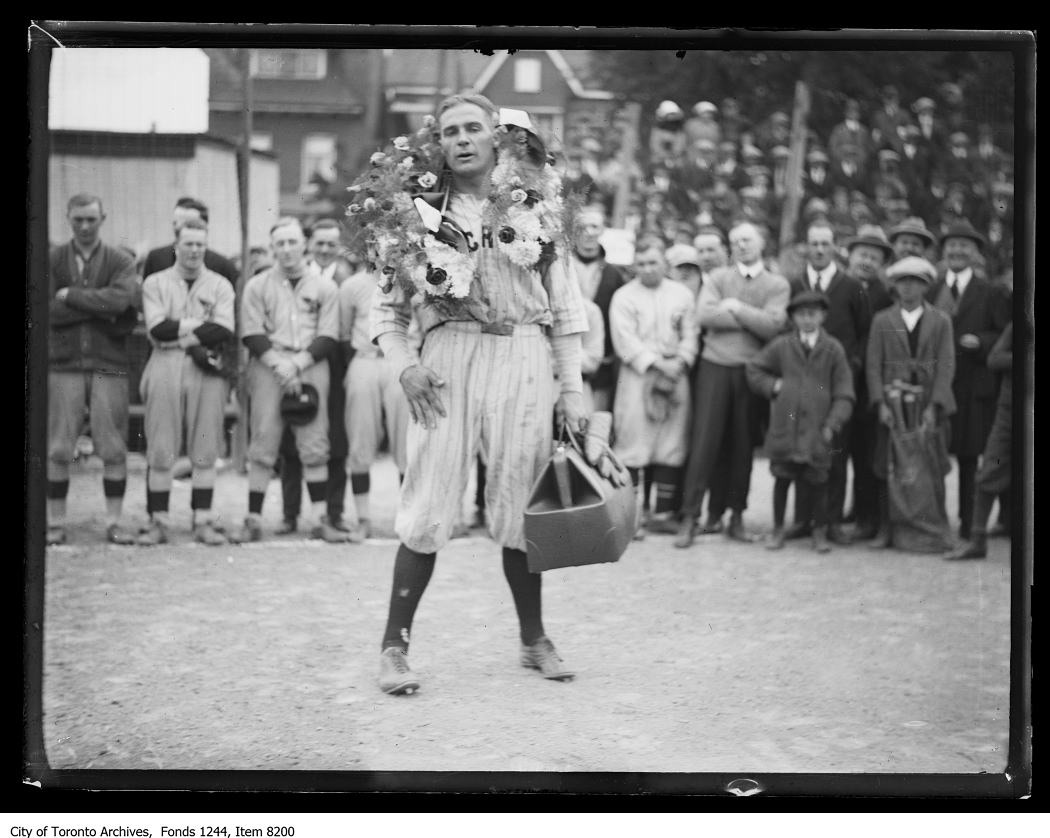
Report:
949,276,959,300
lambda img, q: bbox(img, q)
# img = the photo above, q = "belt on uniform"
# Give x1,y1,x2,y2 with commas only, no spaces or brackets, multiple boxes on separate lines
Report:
439,320,544,337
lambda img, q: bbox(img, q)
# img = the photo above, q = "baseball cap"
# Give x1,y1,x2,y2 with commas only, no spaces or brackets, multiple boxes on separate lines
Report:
666,244,700,268
886,256,937,284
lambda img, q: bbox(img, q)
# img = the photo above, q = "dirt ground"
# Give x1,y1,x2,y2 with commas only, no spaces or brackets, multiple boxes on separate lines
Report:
36,451,1012,782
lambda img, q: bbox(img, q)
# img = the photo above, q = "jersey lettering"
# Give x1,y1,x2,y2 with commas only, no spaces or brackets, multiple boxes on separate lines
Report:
463,225,495,253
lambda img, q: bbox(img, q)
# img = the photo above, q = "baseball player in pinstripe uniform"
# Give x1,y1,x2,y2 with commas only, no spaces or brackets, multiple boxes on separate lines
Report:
228,217,351,544
136,219,237,545
338,266,413,539
370,94,590,695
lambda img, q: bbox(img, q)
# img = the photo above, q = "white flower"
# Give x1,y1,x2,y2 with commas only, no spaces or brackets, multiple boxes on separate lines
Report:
393,136,410,151
418,171,438,189
422,115,436,129
363,197,377,211
501,237,542,268
398,157,415,172
370,152,387,166
510,188,528,203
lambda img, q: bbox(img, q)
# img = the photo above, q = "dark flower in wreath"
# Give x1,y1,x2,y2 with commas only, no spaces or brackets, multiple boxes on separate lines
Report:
381,199,395,211
498,226,516,244
381,265,397,277
524,189,542,208
347,203,363,214
426,265,448,285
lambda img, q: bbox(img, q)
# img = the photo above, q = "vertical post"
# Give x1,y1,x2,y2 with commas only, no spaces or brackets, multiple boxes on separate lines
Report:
364,48,387,153
779,80,811,254
231,47,254,472
612,102,641,229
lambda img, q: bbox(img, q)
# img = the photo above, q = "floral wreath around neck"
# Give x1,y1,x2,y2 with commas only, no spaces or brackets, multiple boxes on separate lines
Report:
343,109,578,308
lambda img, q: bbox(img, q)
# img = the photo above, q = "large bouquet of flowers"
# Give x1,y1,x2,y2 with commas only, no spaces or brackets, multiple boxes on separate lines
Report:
344,118,478,307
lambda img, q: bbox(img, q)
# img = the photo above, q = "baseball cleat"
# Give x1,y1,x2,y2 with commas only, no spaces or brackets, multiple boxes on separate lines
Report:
520,636,575,681
378,647,421,695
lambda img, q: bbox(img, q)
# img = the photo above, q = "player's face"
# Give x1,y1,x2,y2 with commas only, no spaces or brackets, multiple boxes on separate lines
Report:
67,202,105,249
694,234,726,272
309,228,341,268
729,225,763,266
439,103,496,179
848,245,885,281
635,249,665,287
174,228,208,272
671,264,701,286
271,224,307,273
792,305,825,334
943,237,977,272
806,227,835,270
893,233,927,260
575,212,605,252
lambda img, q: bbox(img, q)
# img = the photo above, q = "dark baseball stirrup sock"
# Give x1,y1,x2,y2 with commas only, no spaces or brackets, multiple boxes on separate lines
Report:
809,480,829,528
306,481,327,504
350,472,370,495
643,468,654,512
971,487,996,538
502,547,544,646
191,488,214,511
147,491,170,514
381,544,437,652
651,465,681,515
102,478,126,499
248,491,266,516
47,480,70,500
773,477,791,528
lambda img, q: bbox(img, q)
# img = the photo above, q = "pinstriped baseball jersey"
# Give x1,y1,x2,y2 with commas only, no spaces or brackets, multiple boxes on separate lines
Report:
371,193,589,343
142,267,236,349
241,263,340,351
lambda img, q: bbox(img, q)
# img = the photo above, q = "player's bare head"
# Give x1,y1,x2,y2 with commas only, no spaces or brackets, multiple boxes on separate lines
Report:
66,193,105,245
805,222,836,269
437,94,498,180
575,205,606,254
693,227,727,271
728,222,764,266
308,218,342,267
270,217,307,271
634,240,666,287
175,218,208,271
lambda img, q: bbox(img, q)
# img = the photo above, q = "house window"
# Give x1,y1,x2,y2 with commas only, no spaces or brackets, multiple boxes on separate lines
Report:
302,134,337,192
250,132,273,152
251,49,327,80
514,58,542,93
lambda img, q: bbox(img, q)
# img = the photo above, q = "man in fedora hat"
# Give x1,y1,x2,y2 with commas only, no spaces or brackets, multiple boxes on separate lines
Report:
786,222,871,544
911,97,947,148
888,216,936,262
843,225,895,539
829,98,874,173
927,220,1011,540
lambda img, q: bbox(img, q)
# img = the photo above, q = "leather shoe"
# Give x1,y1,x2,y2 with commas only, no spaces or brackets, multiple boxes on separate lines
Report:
854,521,879,541
827,524,853,545
193,522,228,546
867,527,892,549
312,517,353,543
107,523,137,545
227,516,263,544
726,514,756,543
765,527,786,550
46,525,67,546
275,518,297,535
673,518,696,549
135,520,168,547
521,636,575,681
783,521,812,540
988,522,1009,538
378,647,421,695
946,536,987,561
811,527,832,554
700,516,724,534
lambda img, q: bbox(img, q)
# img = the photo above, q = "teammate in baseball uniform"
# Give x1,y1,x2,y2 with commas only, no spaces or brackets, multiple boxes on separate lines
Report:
228,217,351,544
609,241,698,536
370,94,590,695
136,219,237,545
338,265,414,539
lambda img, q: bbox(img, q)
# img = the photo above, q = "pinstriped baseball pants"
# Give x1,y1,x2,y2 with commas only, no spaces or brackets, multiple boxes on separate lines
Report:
395,322,555,554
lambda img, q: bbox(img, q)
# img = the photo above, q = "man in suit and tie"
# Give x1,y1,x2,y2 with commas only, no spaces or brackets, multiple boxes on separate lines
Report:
828,99,874,173
926,221,1011,540
674,221,790,548
785,223,872,544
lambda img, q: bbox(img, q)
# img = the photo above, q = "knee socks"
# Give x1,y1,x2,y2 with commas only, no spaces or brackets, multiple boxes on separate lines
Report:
381,544,437,652
502,547,544,646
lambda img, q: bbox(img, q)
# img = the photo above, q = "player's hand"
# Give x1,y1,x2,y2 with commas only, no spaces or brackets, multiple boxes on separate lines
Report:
401,364,447,430
878,403,895,428
281,376,302,397
272,358,299,385
821,425,834,444
653,357,683,379
718,297,741,314
55,287,69,302
555,391,588,436
920,405,938,429
959,333,981,350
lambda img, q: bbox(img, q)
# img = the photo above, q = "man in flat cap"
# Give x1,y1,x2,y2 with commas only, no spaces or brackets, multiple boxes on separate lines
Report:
927,221,1011,541
829,98,874,173
866,256,956,548
911,97,947,149
685,101,721,149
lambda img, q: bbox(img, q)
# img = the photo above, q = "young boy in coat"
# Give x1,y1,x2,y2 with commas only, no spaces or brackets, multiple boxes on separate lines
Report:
865,256,957,548
747,289,855,552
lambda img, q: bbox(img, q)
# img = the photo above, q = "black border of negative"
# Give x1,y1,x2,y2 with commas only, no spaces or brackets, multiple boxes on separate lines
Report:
23,23,1035,805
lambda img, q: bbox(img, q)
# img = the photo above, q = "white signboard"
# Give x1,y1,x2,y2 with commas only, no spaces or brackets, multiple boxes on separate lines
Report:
48,48,210,133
